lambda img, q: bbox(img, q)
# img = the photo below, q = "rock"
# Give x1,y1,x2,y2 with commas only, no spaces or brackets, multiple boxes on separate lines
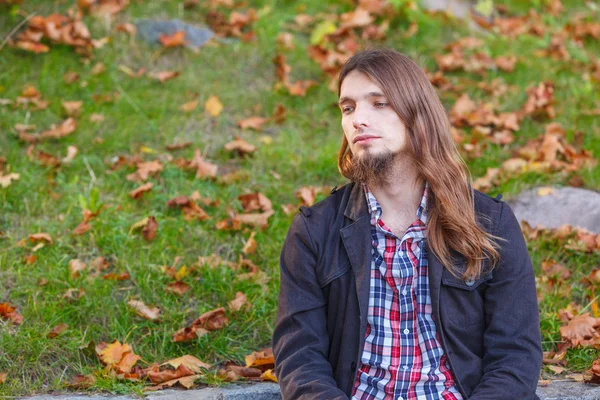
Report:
135,19,214,49
537,380,600,400
507,186,600,234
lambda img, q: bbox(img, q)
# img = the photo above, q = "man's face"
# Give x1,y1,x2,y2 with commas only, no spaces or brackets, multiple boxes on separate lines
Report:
338,70,408,164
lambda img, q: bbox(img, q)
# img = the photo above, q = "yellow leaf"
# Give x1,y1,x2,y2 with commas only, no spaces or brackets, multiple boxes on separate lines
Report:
205,95,223,117
175,265,188,281
129,217,149,234
537,187,554,196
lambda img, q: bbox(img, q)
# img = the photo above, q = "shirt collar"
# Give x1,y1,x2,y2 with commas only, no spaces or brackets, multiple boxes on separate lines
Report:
363,181,430,226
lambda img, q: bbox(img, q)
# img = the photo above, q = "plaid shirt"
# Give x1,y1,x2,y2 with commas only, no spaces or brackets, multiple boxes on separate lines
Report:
351,182,463,400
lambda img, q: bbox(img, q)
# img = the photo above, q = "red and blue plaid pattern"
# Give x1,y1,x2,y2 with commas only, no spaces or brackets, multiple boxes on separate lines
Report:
351,182,462,400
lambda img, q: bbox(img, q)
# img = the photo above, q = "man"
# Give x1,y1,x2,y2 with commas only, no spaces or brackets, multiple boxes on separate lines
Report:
272,48,542,400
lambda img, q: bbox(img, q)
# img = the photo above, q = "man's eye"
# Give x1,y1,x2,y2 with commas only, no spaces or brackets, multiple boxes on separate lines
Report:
375,102,388,107
342,107,354,113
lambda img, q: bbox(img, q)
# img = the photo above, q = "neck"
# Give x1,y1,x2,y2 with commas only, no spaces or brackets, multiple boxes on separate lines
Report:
367,158,424,218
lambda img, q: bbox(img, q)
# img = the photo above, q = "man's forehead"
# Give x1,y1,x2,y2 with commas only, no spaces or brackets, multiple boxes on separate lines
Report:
338,91,386,104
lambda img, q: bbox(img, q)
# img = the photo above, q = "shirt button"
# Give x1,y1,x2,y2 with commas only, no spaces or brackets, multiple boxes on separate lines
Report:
403,328,409,334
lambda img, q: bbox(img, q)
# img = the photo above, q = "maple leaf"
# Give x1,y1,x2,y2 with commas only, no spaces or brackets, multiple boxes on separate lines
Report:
559,313,600,347
245,348,275,370
238,193,272,213
160,355,211,374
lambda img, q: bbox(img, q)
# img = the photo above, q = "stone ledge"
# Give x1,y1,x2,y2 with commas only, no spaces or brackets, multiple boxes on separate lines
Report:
17,381,600,400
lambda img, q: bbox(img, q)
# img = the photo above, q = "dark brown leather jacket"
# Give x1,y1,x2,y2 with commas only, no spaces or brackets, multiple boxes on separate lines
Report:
272,182,541,399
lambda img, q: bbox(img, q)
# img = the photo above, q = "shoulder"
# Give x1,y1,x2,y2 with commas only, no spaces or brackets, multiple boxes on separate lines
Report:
472,189,506,234
298,182,353,220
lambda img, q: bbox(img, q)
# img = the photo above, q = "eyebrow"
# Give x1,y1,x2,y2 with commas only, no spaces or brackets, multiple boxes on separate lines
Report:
338,92,385,106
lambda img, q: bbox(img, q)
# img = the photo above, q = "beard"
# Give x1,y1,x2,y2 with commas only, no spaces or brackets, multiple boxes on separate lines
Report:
346,148,396,187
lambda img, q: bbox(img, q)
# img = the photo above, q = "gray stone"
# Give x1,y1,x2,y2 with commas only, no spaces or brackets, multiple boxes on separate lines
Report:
135,19,214,49
507,186,600,234
537,380,600,400
221,383,281,399
17,381,600,399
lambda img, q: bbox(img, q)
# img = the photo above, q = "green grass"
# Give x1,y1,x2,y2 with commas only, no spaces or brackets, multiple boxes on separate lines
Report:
1,0,599,396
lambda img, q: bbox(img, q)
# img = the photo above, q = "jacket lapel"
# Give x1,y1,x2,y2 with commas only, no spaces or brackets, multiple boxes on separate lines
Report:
427,247,444,326
340,183,371,358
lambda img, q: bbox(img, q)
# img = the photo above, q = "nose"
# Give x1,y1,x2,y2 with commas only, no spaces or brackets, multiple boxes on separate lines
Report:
352,105,369,129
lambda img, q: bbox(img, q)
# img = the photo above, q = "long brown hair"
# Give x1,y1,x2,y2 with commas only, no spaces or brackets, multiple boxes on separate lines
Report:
337,47,504,280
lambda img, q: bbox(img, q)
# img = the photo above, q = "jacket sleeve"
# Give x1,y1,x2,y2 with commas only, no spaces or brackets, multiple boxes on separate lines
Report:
469,202,542,400
272,214,349,400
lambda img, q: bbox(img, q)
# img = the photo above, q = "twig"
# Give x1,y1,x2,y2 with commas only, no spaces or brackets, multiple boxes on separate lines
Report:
0,12,36,53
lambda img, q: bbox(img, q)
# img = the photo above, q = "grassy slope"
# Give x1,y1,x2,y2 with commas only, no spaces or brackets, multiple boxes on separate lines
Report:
0,0,599,396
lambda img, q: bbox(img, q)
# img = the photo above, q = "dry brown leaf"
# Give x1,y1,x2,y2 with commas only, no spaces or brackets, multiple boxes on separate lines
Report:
148,364,195,384
103,272,130,280
62,101,83,118
166,281,190,296
161,355,211,374
97,340,141,374
228,292,248,312
69,259,87,278
172,307,229,342
189,149,218,179
67,374,96,388
40,118,77,140
142,216,158,241
261,369,278,382
128,300,161,321
224,137,257,156
238,193,272,212
242,231,257,254
559,313,600,346
0,173,20,188
62,288,85,300
129,182,153,199
47,323,69,338
64,71,80,84
28,232,53,244
145,374,199,390
237,210,274,229
148,71,180,83
238,116,268,131
126,160,163,182
72,221,91,235
179,100,198,113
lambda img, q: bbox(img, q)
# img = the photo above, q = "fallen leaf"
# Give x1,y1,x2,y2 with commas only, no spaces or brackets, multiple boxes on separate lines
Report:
0,303,23,325
127,300,161,321
228,292,248,312
189,149,218,179
261,369,277,382
0,173,20,188
559,313,600,346
245,348,275,370
129,182,153,199
62,288,85,300
161,355,211,373
64,71,80,84
67,374,96,388
242,231,257,254
238,193,272,212
97,340,141,374
72,221,90,235
28,233,52,244
126,160,163,182
205,95,223,117
159,31,186,47
148,71,180,83
179,100,198,113
103,272,130,280
224,137,257,156
142,216,158,241
237,116,268,131
172,307,229,342
47,323,69,338
62,100,83,117
166,281,190,296
69,259,87,278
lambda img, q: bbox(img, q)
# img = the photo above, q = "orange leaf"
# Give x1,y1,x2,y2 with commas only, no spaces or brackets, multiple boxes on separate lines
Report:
142,216,158,241
69,259,87,278
166,281,190,296
179,100,198,113
28,232,53,244
0,303,23,325
159,31,186,47
245,348,275,370
260,369,278,382
129,182,153,199
160,355,211,374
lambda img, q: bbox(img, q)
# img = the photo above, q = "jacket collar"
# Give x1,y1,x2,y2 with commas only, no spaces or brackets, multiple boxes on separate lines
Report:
343,182,369,221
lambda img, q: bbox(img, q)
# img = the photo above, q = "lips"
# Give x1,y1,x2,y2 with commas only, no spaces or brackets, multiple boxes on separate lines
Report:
353,134,380,144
